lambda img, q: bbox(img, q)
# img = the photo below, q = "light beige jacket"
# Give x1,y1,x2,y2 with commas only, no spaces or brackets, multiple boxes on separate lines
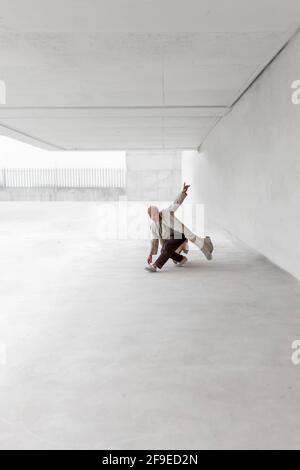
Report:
149,190,195,255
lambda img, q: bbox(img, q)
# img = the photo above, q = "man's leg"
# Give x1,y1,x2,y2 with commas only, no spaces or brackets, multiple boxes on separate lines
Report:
154,238,186,270
190,234,214,260
190,234,204,248
170,251,184,263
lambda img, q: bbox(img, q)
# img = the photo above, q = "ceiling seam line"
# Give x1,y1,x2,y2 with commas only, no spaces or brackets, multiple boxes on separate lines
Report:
0,121,65,150
0,106,230,110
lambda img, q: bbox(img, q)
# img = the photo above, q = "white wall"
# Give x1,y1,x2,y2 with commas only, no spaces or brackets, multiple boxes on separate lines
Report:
184,30,300,280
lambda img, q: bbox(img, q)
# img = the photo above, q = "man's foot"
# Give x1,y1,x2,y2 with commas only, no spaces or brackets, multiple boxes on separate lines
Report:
145,264,157,272
175,256,188,267
205,236,214,253
201,237,213,260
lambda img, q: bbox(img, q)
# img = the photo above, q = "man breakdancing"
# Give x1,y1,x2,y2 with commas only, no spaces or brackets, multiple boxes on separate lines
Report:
145,183,213,272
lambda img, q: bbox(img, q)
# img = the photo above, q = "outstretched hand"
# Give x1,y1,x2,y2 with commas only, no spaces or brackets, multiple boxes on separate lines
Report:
183,182,190,194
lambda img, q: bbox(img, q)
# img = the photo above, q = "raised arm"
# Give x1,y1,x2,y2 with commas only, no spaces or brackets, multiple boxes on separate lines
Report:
165,182,190,213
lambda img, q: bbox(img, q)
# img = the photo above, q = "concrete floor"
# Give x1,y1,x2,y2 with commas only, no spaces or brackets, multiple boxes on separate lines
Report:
0,202,300,450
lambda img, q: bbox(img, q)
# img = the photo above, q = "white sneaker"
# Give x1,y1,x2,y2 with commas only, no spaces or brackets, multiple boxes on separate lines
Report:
175,256,188,267
145,264,157,272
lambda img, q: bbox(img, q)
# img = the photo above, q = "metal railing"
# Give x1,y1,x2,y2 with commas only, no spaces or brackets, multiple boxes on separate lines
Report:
0,168,126,189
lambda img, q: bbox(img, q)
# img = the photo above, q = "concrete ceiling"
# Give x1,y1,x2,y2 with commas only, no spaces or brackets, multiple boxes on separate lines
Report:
0,0,299,151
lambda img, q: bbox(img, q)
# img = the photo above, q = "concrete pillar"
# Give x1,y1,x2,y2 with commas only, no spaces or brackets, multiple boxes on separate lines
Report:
125,150,181,201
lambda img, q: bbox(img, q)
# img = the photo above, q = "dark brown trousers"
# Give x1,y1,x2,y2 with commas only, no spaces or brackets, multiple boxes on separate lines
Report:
154,237,187,269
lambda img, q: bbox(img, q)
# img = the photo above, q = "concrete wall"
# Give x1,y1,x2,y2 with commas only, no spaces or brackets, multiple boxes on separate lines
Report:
0,188,125,201
183,30,300,280
126,151,181,201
